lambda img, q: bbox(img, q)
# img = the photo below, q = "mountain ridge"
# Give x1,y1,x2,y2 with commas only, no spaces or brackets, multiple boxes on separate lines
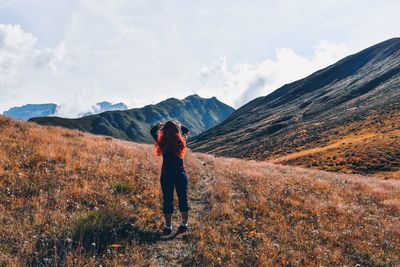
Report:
30,94,235,143
188,38,400,178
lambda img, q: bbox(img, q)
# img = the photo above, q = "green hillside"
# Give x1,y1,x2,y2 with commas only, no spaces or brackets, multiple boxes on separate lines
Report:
30,94,234,143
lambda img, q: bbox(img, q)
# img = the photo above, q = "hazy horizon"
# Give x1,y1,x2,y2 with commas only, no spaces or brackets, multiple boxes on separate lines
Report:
1,0,399,117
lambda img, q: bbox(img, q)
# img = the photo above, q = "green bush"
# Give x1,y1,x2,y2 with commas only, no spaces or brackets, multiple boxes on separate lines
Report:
110,181,133,194
71,207,134,253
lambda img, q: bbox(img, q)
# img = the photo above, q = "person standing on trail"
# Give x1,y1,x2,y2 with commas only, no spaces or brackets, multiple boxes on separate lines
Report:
150,120,190,235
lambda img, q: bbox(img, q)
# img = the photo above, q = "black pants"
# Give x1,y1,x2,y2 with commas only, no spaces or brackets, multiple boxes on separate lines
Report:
160,170,189,214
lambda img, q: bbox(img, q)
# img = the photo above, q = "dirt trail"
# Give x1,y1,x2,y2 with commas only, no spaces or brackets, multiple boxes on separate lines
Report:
148,158,212,266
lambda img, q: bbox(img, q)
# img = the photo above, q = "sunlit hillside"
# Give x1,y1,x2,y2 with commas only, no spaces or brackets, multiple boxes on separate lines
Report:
0,115,399,266
188,38,400,180
268,111,400,179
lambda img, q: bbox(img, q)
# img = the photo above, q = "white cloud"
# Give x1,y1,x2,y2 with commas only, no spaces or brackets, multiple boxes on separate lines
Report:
196,40,350,108
0,24,37,88
54,90,101,118
0,24,68,110
0,24,68,83
34,42,68,75
0,24,352,116
1,0,399,115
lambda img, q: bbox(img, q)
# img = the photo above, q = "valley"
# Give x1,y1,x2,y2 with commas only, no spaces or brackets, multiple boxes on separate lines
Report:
0,115,399,266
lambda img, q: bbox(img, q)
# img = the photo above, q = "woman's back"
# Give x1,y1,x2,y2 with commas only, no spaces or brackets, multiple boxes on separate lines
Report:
150,120,191,235
150,120,189,173
161,148,185,173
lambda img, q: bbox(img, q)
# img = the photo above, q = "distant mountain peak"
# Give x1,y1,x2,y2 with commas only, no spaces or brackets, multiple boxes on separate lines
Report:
184,94,218,100
184,94,201,99
83,101,128,116
3,101,128,120
3,103,58,121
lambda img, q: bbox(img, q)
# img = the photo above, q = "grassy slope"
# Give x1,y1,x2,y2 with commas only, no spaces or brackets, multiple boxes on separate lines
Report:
0,115,399,266
267,111,400,179
188,38,400,180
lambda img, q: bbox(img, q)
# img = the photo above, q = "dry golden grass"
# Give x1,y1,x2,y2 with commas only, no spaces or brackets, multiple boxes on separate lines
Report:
189,155,400,266
269,132,378,163
268,112,400,179
0,115,399,266
0,115,171,266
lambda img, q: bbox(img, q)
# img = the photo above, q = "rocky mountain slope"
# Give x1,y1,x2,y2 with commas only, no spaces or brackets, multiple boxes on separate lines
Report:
30,94,235,143
3,103,58,120
1,115,399,266
188,38,400,179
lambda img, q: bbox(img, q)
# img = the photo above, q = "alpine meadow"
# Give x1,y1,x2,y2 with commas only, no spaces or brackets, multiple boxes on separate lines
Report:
1,1,400,266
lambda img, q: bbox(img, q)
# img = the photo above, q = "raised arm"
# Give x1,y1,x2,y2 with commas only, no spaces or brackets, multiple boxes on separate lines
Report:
181,125,190,139
150,123,163,141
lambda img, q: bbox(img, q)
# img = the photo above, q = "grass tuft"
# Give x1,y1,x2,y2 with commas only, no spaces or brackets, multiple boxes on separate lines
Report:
71,206,134,253
109,181,134,195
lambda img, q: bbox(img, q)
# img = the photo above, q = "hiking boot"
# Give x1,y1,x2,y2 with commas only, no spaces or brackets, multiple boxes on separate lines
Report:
177,224,189,234
162,226,172,235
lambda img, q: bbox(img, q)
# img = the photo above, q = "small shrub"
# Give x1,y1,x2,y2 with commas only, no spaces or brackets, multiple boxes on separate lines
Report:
71,206,134,253
110,181,133,194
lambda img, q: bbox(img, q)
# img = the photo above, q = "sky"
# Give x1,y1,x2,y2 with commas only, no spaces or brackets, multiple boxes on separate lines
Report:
0,0,399,117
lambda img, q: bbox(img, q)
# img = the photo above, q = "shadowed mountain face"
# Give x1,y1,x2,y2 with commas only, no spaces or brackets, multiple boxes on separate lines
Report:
30,95,235,143
188,38,400,178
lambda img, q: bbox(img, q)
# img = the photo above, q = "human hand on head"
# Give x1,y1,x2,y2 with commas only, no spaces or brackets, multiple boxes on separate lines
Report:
181,125,190,135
